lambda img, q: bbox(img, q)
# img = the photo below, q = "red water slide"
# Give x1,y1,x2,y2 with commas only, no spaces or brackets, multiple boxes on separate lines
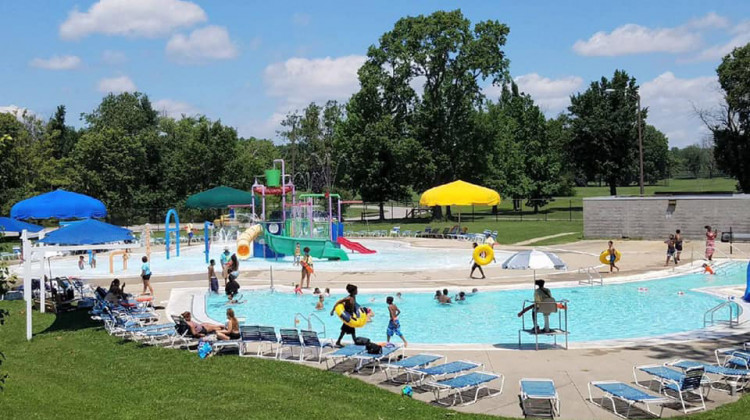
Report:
337,237,377,254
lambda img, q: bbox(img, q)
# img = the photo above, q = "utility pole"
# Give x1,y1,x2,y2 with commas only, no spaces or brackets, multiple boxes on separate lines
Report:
637,93,644,196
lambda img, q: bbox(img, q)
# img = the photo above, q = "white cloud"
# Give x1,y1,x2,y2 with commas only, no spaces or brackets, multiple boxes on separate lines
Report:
102,50,127,65
97,76,137,93
292,13,311,26
0,105,33,120
640,72,723,147
264,55,366,106
693,20,750,62
29,55,82,70
153,99,198,118
166,26,238,63
59,0,206,40
515,73,583,114
573,23,701,56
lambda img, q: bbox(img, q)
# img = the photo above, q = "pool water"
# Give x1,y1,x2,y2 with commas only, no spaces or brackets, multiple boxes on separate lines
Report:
45,240,514,277
205,262,748,344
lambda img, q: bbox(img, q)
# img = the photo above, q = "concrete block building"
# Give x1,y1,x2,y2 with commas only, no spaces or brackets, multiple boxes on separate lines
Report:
583,195,750,240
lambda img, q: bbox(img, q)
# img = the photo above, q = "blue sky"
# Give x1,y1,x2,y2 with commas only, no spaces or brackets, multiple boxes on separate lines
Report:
1,0,749,147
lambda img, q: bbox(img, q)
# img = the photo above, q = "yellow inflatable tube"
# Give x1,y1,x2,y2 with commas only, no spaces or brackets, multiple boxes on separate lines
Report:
599,249,622,265
473,244,494,266
237,225,263,259
334,303,367,328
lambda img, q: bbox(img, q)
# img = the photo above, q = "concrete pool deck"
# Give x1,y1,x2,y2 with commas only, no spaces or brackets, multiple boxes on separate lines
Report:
24,238,750,419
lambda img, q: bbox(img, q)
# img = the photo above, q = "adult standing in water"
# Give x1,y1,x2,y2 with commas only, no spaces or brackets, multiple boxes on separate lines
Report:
228,253,240,281
674,229,683,263
141,256,154,295
705,225,718,261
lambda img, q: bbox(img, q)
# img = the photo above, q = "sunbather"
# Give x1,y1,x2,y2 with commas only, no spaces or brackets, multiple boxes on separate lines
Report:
181,311,222,337
216,308,240,340
104,278,126,304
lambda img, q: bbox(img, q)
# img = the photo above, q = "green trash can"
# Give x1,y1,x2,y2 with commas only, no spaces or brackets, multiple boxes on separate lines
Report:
265,169,281,187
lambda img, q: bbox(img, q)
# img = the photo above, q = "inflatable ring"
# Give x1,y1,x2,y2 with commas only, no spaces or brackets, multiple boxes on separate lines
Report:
136,296,153,303
334,303,367,328
599,249,621,265
473,244,494,266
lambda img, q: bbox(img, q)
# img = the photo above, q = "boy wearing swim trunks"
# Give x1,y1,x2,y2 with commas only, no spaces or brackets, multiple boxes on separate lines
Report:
331,284,359,347
386,296,407,347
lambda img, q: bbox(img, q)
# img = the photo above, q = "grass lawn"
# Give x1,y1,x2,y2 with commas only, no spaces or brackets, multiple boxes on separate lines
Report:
0,301,496,420
2,301,750,419
345,220,583,245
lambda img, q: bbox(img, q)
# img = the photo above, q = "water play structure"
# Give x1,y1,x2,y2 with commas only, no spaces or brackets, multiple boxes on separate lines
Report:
165,208,180,260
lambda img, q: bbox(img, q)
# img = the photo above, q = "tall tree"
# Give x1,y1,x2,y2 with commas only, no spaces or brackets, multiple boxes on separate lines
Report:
568,70,644,195
705,43,750,191
640,124,670,184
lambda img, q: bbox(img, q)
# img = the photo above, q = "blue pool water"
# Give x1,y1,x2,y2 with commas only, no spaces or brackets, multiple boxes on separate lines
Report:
206,262,748,344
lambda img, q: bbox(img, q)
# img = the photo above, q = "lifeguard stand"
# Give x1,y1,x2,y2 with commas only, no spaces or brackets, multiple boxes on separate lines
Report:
518,299,569,350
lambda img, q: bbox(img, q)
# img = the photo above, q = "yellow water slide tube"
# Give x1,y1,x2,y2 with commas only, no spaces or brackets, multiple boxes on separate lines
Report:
237,225,263,259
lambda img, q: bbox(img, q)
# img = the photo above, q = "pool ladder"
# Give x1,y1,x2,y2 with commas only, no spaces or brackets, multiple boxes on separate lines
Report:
703,300,742,328
294,312,327,338
578,266,603,286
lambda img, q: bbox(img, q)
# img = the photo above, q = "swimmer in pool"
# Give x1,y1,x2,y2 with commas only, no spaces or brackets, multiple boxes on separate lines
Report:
455,291,466,301
315,294,325,310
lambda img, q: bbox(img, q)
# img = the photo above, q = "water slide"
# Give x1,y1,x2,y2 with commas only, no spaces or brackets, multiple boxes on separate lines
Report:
337,237,376,254
237,225,263,259
264,232,349,261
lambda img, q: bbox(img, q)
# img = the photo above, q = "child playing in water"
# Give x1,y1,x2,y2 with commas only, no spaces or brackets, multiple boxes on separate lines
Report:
78,255,85,270
294,284,303,295
330,283,359,347
386,296,407,347
313,287,321,295
315,294,325,310
324,287,331,297
293,242,301,266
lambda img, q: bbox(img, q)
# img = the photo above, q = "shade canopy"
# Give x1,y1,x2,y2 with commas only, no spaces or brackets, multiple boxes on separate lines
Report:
419,180,501,207
38,219,133,245
11,189,107,220
501,250,567,271
0,217,43,234
185,186,259,209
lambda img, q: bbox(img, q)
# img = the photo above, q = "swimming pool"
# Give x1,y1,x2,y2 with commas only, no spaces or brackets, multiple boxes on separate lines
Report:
43,240,514,277
205,262,749,344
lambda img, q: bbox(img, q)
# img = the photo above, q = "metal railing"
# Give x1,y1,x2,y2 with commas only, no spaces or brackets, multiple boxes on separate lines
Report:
293,312,327,338
577,266,603,286
703,300,742,328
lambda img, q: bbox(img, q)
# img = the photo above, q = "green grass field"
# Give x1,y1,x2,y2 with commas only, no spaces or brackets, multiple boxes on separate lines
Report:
2,300,750,419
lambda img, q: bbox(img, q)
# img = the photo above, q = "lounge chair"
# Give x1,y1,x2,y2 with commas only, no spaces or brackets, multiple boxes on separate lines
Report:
417,227,432,237
520,378,560,418
444,226,459,239
300,330,333,362
669,359,750,394
588,381,669,418
381,353,445,383
323,345,366,369
434,227,451,238
715,347,750,369
276,328,305,361
351,345,402,373
238,325,262,356
634,364,706,413
407,360,481,387
428,371,503,406
389,227,400,237
257,326,279,357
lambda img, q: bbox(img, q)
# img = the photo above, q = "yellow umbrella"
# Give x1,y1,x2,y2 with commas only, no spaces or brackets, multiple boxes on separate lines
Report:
419,180,501,227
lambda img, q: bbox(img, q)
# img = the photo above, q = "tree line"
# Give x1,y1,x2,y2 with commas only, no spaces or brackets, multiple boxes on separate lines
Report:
1,10,747,222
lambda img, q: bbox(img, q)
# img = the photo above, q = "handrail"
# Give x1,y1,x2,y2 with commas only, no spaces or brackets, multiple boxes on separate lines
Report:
578,266,603,285
703,300,742,328
293,312,327,338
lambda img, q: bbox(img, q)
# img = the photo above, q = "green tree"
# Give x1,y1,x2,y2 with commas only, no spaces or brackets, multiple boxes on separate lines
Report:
568,70,644,195
708,43,750,191
681,145,705,178
640,124,670,184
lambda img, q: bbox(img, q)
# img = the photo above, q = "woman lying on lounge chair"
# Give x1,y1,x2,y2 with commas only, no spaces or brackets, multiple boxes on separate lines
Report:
181,311,223,337
216,308,240,340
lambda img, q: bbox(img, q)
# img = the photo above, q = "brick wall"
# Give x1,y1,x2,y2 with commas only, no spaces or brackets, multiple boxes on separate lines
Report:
583,195,750,240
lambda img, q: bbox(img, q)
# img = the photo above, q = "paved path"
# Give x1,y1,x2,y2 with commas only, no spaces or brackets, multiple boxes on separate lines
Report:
514,232,578,246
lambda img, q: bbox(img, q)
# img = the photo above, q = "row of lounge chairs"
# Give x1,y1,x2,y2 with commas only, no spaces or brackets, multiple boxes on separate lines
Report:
346,226,497,243
587,343,750,418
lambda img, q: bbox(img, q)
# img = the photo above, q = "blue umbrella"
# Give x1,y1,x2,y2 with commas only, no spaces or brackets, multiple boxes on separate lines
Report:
38,219,133,245
0,217,43,234
11,189,107,220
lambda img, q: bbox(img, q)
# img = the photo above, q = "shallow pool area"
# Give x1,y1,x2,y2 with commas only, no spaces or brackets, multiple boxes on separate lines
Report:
205,262,748,344
43,240,514,277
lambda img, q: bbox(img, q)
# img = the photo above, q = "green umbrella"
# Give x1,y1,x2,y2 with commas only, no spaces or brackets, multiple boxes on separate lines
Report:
185,186,259,209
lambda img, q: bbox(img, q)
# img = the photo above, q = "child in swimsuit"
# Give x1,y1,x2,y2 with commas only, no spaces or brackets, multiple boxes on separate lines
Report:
293,243,301,266
665,235,676,266
608,240,619,273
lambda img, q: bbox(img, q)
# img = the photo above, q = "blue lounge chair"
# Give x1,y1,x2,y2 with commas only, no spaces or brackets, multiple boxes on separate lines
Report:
669,359,750,394
520,378,560,418
300,330,333,362
715,347,750,369
323,345,366,369
381,353,445,383
351,345,402,373
428,371,503,406
257,326,279,358
407,360,481,386
237,325,261,356
276,328,304,361
588,381,669,418
634,364,706,413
